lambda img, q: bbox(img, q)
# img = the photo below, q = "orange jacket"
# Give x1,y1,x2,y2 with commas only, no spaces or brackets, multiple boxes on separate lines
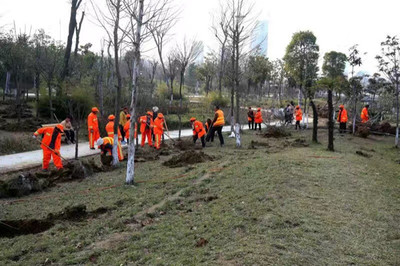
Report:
154,117,165,135
124,122,138,139
88,112,99,131
140,115,154,133
361,107,369,123
295,108,303,121
99,137,114,155
213,109,225,126
192,120,206,138
254,110,263,123
337,108,348,123
105,121,122,140
34,127,62,152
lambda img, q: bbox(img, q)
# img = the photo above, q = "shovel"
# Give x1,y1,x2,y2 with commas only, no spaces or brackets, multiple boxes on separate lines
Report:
34,137,71,164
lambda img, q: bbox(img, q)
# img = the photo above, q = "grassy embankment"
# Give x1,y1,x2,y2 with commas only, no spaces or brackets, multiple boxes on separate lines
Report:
0,126,399,265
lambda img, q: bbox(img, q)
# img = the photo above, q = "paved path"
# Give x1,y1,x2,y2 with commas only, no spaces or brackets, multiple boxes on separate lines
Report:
0,124,272,174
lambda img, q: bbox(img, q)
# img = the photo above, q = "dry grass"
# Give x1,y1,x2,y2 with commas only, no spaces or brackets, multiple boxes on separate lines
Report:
0,128,399,265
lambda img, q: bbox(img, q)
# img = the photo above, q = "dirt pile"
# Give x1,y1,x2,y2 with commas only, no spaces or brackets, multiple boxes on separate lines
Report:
283,138,309,148
135,148,160,162
356,150,372,158
262,126,291,138
163,151,214,168
173,139,202,151
357,124,370,138
317,104,329,118
0,159,97,199
371,122,396,135
248,140,270,149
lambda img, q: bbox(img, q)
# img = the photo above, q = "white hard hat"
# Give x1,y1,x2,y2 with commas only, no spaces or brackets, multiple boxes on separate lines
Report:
96,138,104,146
152,106,159,112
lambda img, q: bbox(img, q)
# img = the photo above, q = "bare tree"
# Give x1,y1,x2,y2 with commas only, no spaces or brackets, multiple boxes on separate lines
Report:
123,0,171,184
212,2,232,97
176,38,203,139
62,0,83,81
74,11,86,57
91,0,127,166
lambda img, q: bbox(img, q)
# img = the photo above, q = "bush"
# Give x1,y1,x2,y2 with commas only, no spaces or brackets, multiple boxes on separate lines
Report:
37,87,95,120
0,135,39,155
208,92,229,108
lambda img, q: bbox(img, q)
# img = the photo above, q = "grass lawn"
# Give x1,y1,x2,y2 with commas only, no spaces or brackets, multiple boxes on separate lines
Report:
0,127,399,265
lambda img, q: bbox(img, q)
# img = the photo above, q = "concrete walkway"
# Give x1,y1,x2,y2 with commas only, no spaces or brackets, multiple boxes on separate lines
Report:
0,124,272,174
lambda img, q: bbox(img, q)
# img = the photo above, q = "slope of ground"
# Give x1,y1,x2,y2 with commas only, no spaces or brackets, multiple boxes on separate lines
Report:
0,128,399,265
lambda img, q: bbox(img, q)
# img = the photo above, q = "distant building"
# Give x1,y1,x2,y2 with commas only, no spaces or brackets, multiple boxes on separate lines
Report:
251,20,269,57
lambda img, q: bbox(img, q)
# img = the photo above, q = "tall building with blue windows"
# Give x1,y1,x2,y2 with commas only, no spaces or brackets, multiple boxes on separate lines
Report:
251,20,269,57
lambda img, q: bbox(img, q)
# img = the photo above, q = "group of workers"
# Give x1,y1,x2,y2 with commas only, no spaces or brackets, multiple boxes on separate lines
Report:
32,101,370,171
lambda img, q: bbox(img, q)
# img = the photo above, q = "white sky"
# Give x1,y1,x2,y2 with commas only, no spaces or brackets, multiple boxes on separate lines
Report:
1,0,399,74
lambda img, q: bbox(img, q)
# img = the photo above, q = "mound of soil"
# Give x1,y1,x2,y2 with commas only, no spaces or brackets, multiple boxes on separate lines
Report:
283,138,309,148
357,124,370,138
356,150,372,158
371,122,396,135
0,159,95,199
173,139,202,151
317,104,329,118
248,140,270,149
263,127,291,138
163,151,214,168
135,148,160,161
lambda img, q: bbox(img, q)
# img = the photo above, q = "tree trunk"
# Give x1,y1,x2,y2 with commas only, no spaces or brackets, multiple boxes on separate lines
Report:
310,100,318,143
35,72,40,118
395,82,399,147
98,49,104,115
178,70,184,140
328,90,334,151
62,0,81,81
15,76,22,124
352,83,357,135
126,0,144,185
74,11,85,57
218,40,227,97
112,0,122,167
48,81,53,121
75,126,79,160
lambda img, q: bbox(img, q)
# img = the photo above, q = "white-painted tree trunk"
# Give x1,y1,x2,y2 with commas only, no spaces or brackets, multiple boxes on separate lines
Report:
235,123,241,147
126,0,144,185
112,134,119,166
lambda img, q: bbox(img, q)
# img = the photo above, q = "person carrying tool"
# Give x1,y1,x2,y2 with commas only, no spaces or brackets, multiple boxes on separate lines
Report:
247,107,254,129
206,106,225,147
33,124,64,171
140,111,154,147
96,137,114,166
361,104,369,123
88,107,100,150
190,117,206,148
105,114,124,161
119,107,128,144
337,105,348,133
295,105,303,130
254,108,263,131
153,113,165,150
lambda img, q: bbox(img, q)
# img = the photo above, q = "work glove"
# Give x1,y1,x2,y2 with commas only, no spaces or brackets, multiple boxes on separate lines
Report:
32,135,37,139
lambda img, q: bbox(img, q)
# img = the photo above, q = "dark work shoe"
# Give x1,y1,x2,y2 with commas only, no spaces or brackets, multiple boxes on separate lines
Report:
90,147,95,150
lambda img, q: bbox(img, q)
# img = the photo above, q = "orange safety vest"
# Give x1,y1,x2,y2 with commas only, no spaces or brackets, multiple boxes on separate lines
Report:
213,109,225,126
193,120,206,138
34,127,62,151
295,109,303,121
153,117,164,135
88,112,99,131
140,116,154,133
105,121,122,140
254,110,263,123
361,107,369,123
337,108,348,123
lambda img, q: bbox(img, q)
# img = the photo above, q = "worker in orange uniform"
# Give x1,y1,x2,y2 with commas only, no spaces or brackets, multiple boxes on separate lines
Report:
295,105,303,130
105,115,124,161
33,124,64,171
153,113,165,149
254,108,263,131
190,117,206,148
337,105,348,134
96,137,114,166
140,111,154,147
361,104,369,123
88,107,100,149
206,106,225,147
247,107,254,129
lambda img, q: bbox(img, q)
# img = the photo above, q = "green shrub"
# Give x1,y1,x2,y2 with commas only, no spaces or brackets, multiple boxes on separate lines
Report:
0,135,39,155
208,92,229,108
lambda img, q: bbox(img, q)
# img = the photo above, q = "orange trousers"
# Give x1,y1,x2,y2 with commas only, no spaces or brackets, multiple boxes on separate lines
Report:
117,141,124,161
42,148,63,170
154,133,162,149
89,129,100,148
141,129,152,147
